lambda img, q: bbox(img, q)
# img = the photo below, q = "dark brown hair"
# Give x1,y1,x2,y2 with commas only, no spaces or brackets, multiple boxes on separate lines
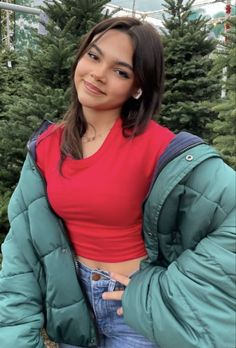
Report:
61,16,164,161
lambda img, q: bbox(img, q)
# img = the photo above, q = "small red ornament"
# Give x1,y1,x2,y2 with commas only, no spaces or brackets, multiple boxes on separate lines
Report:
225,4,231,15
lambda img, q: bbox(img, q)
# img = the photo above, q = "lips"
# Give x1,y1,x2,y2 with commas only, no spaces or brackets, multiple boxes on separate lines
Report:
83,80,105,95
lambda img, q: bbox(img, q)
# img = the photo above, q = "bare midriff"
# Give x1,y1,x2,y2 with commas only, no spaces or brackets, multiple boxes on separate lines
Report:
77,255,147,277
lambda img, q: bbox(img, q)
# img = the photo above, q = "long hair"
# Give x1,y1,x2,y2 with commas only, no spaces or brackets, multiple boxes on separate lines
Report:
61,16,165,162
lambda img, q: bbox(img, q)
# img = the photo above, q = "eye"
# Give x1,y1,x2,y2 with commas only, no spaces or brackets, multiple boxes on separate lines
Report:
87,51,99,61
115,69,129,79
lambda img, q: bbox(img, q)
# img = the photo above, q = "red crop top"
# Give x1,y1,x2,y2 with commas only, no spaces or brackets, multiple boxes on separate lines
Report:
36,118,175,262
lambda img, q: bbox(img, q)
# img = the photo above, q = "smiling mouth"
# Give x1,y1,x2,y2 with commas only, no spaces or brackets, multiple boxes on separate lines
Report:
83,80,105,95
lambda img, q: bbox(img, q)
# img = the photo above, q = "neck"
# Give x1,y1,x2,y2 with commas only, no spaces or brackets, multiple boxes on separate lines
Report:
82,106,121,131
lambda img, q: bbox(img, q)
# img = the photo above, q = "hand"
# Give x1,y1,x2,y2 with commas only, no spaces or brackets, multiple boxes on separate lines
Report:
102,272,130,316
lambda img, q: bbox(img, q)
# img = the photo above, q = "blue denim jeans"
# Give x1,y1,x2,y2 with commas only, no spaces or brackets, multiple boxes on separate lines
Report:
58,261,159,348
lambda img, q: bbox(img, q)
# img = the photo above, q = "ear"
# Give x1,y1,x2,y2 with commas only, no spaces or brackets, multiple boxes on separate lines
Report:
132,88,142,100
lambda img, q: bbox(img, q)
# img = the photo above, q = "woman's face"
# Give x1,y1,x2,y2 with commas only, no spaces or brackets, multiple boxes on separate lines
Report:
74,29,137,115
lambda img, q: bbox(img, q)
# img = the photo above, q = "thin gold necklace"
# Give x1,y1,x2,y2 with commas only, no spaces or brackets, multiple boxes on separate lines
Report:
82,127,112,143
82,134,98,143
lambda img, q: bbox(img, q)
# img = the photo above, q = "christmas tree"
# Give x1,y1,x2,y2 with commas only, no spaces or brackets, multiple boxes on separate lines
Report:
0,0,110,233
209,17,236,168
0,48,28,234
160,0,220,139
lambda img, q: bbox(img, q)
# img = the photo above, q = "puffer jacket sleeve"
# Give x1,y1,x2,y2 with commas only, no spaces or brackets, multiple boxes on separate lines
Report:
0,155,46,348
122,157,236,348
0,228,45,348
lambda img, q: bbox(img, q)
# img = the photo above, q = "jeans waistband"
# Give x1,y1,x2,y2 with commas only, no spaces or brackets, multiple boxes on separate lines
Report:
77,260,139,279
77,261,112,281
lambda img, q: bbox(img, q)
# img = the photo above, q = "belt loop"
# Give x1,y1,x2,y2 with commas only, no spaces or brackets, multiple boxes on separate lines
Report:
108,278,116,292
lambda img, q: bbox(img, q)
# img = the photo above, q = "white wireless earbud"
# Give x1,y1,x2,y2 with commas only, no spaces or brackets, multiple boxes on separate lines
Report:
133,89,142,100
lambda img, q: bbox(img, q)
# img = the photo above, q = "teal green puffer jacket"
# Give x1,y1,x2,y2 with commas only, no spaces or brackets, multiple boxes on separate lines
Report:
0,132,235,348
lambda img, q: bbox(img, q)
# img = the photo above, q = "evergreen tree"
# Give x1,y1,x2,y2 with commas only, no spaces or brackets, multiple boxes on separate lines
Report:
160,0,220,139
0,49,11,114
209,18,236,169
0,0,110,233
0,48,27,234
0,48,26,115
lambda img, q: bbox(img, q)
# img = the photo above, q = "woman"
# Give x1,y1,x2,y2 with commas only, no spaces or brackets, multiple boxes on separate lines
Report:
0,17,235,348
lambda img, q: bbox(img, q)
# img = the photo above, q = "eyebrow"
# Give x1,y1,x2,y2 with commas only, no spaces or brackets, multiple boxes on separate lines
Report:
90,43,133,71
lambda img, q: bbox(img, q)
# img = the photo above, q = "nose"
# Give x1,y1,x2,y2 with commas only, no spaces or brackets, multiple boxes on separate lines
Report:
90,64,107,83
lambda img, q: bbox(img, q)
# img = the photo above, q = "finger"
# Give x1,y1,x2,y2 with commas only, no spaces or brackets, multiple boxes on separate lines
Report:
117,307,123,316
102,290,124,301
110,272,130,286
